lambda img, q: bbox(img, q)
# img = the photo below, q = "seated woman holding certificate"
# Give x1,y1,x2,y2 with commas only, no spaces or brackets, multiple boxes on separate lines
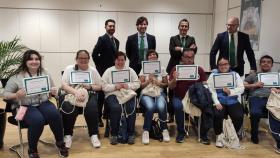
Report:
3,50,68,158
139,50,170,144
244,55,280,154
61,50,102,148
102,51,140,145
207,58,244,148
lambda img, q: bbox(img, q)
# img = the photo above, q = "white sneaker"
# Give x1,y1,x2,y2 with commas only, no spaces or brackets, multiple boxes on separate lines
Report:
91,135,101,148
142,131,149,145
215,134,224,148
162,129,170,142
64,135,72,148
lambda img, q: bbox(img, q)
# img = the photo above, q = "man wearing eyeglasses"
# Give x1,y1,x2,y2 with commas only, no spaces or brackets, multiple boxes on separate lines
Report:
209,17,256,76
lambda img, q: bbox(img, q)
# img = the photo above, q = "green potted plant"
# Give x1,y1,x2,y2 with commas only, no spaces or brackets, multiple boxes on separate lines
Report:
0,37,28,87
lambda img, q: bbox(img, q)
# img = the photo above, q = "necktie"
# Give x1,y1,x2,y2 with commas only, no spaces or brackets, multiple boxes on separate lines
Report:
139,35,145,62
111,37,116,50
181,37,186,48
229,33,236,67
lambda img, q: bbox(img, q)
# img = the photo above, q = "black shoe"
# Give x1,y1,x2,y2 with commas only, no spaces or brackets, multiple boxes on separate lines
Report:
56,142,69,157
200,138,211,145
28,149,40,158
0,142,3,149
127,135,135,145
176,133,185,143
110,136,118,145
251,135,259,144
99,120,104,127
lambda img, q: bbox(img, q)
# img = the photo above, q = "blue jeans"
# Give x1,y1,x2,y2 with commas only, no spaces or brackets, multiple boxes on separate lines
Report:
269,112,280,148
172,96,186,135
105,95,136,136
23,100,63,151
140,93,168,131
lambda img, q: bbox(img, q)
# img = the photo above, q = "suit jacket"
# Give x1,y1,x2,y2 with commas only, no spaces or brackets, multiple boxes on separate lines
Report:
209,31,256,76
125,33,156,74
166,35,197,74
92,34,119,76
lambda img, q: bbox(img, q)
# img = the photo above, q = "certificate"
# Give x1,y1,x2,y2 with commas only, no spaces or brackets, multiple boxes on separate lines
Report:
213,73,235,89
258,72,280,87
142,61,161,74
70,71,92,84
111,70,130,84
176,65,199,80
23,75,50,96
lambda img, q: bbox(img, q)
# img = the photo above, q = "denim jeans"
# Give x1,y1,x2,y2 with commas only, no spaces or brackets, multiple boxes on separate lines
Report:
24,100,63,151
269,112,280,148
172,96,186,135
140,92,168,131
105,95,136,136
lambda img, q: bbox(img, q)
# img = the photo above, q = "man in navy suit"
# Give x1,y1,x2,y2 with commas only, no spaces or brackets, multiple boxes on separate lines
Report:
126,16,156,75
92,19,119,127
209,17,256,76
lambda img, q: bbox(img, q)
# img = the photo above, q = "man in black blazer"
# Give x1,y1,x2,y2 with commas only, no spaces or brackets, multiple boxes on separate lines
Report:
166,19,197,74
92,19,119,127
209,17,256,76
126,16,156,75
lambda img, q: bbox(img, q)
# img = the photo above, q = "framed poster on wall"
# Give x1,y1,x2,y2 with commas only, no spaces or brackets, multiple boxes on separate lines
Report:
240,0,261,51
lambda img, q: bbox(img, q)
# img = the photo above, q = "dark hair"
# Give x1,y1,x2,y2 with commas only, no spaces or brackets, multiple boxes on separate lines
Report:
115,51,126,61
260,55,274,64
74,50,90,70
146,49,158,59
217,57,229,66
18,49,43,75
136,16,148,26
178,18,189,28
105,19,115,26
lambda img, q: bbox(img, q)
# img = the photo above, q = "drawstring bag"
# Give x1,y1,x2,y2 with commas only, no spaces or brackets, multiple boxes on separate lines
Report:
141,84,161,97
222,117,241,149
64,85,88,107
266,91,280,120
118,104,128,143
115,89,137,104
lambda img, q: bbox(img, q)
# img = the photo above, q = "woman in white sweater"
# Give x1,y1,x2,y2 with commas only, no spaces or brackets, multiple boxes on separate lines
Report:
102,51,140,145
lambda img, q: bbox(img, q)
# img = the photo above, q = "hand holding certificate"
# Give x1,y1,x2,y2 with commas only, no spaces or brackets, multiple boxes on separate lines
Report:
213,73,235,89
70,71,92,84
142,61,161,74
176,65,198,80
258,72,280,87
23,75,50,96
111,70,130,84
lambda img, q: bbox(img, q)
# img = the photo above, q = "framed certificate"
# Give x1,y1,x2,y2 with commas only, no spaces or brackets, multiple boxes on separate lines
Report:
23,75,50,96
142,61,161,74
70,71,92,84
213,73,235,89
176,65,199,80
258,72,280,87
111,70,130,84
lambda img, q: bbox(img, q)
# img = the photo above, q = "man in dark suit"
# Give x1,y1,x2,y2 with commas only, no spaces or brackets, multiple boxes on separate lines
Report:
209,17,256,76
92,19,119,127
126,16,156,75
166,18,197,74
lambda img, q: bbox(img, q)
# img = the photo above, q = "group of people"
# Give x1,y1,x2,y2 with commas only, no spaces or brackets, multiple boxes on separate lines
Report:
2,15,280,158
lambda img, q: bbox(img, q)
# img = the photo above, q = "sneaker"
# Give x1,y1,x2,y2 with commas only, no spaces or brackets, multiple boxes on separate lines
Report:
28,149,40,158
110,136,118,145
127,135,135,145
56,142,69,158
200,137,210,145
162,129,170,142
142,131,149,145
91,135,101,148
176,133,185,143
275,147,280,154
215,134,224,148
64,135,72,148
251,135,259,144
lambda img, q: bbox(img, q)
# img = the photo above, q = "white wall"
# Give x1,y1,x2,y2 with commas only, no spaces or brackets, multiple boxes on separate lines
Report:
0,0,213,85
213,0,280,73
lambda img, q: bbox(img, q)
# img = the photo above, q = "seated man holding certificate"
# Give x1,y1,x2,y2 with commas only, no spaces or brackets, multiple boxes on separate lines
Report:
61,50,103,148
139,50,170,144
244,55,280,153
102,51,140,145
207,58,244,148
168,48,207,143
3,50,68,158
